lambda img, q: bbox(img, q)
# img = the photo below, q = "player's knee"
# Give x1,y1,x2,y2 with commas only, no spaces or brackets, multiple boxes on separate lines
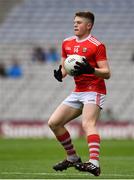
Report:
82,121,87,131
82,119,96,131
48,119,54,130
48,118,59,131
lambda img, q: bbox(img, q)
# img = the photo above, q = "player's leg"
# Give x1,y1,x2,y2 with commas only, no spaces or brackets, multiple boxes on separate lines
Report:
48,103,81,136
75,103,101,176
75,92,105,176
48,103,82,171
83,103,101,166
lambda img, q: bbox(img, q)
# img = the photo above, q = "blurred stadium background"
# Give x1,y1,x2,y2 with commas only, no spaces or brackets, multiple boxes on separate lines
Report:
0,0,134,139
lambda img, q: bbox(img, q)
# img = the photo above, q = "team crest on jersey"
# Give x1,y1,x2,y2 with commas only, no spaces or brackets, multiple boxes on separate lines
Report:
82,47,87,53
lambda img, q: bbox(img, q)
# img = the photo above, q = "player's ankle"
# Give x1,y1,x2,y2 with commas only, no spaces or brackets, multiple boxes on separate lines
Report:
67,155,80,162
89,159,99,167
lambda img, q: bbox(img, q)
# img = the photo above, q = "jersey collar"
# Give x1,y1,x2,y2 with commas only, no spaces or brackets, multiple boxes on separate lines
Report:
76,34,91,43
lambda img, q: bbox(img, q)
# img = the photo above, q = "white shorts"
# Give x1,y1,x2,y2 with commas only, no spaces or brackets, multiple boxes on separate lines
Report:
62,92,106,109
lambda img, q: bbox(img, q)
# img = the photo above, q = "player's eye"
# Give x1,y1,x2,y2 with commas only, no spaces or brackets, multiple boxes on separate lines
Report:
74,21,81,25
77,21,82,24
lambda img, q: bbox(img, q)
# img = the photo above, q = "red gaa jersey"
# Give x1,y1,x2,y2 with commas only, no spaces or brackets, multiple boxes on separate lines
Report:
62,34,107,94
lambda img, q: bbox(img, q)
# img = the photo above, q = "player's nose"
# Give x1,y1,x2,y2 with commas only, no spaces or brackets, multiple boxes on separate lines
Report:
74,22,78,27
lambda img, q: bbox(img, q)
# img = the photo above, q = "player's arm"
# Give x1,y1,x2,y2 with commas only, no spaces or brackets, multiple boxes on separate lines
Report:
54,57,67,82
61,57,68,78
74,44,111,79
94,44,111,79
94,60,111,79
74,58,111,79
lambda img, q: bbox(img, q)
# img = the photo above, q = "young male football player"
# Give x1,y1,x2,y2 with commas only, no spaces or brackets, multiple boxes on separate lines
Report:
48,11,111,176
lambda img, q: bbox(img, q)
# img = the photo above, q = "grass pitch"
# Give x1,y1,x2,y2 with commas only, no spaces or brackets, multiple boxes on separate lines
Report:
0,138,134,179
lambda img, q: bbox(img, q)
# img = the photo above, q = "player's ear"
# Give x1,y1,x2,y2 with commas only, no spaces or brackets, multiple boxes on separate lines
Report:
87,22,92,30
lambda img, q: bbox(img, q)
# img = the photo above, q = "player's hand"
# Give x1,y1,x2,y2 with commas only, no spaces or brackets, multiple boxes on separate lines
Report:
54,65,62,82
74,58,95,75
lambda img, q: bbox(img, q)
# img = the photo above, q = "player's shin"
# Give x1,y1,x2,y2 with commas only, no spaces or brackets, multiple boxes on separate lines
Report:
87,134,100,167
56,130,79,162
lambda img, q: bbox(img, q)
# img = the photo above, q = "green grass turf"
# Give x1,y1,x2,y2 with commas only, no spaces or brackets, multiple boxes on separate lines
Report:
0,138,134,179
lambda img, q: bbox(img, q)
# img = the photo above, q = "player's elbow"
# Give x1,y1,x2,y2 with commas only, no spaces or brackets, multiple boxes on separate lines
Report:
105,71,111,79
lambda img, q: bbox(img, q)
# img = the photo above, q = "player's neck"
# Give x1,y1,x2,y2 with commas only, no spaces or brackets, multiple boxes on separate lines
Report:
76,33,91,42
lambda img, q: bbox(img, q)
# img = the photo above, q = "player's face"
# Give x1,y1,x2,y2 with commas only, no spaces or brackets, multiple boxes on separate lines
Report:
74,16,92,39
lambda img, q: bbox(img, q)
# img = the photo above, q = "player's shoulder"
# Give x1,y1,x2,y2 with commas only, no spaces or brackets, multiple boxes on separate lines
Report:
88,35,104,47
63,36,76,42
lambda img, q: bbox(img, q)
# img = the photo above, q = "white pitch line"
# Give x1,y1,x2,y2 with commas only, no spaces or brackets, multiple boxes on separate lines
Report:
0,172,89,176
0,172,134,178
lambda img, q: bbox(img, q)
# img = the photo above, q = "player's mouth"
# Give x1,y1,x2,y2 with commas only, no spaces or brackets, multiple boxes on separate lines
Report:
74,29,79,32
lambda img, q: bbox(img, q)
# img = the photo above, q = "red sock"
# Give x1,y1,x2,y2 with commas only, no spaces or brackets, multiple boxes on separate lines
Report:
56,131,77,160
87,134,100,162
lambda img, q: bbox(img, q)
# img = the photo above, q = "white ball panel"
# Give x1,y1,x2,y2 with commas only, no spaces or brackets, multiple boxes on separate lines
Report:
64,54,84,76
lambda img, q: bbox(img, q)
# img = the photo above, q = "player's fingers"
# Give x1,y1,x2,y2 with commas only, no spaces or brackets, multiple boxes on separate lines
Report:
82,58,87,63
83,59,89,65
74,65,80,69
59,65,62,70
73,70,81,76
54,70,57,75
75,61,82,66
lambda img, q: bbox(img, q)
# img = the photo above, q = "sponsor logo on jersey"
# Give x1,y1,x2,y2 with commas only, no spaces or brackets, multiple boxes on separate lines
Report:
65,47,71,50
